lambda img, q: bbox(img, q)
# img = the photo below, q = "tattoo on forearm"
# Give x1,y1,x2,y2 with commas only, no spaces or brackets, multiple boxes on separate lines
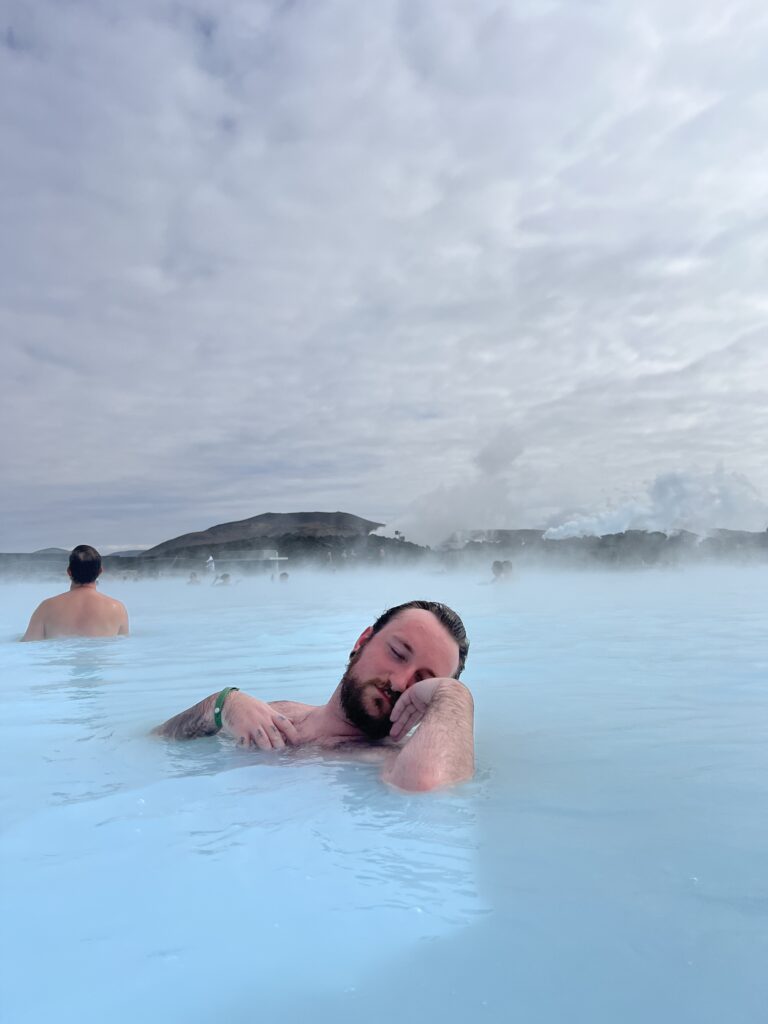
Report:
153,694,218,740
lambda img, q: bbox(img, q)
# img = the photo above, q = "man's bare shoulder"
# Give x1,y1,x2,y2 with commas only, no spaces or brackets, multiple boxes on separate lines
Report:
268,699,313,716
69,589,127,611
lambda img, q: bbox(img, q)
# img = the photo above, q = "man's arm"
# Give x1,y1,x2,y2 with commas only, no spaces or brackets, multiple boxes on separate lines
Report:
153,692,220,739
384,679,474,792
21,601,47,642
153,690,300,748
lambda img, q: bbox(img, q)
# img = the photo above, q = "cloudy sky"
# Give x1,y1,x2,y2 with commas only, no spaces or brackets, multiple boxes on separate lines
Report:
2,0,768,550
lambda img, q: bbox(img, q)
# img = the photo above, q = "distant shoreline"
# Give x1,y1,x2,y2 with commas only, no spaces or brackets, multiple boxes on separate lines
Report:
2,521,767,579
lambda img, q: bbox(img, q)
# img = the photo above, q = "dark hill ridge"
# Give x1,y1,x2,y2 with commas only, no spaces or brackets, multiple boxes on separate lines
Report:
144,511,384,557
3,516,767,579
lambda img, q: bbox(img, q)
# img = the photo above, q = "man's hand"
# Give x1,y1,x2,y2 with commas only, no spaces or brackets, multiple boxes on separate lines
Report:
222,691,300,750
389,677,447,742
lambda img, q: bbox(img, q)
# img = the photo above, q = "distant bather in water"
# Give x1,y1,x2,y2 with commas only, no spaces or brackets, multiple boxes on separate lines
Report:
21,545,129,641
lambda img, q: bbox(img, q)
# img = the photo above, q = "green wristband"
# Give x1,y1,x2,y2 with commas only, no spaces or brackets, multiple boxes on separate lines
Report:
213,687,239,730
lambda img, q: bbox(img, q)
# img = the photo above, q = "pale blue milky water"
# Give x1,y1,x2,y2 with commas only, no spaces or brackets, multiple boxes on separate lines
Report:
1,566,766,1023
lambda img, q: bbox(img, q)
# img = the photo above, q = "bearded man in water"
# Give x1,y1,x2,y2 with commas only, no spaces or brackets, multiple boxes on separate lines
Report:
154,600,473,792
21,545,129,641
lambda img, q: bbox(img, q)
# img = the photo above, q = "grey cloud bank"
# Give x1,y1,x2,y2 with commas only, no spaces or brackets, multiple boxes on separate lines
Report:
2,0,767,551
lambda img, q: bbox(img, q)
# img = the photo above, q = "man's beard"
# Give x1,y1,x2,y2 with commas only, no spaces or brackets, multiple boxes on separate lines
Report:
339,664,395,740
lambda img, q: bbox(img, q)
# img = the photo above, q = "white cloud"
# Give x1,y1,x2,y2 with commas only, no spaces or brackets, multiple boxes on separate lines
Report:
1,0,768,548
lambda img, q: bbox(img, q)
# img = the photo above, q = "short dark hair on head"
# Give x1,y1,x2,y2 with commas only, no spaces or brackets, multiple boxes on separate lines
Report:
371,600,469,678
69,545,102,584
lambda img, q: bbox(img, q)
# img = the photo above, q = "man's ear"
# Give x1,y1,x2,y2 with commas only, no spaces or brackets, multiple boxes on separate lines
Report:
66,568,72,580
352,626,374,654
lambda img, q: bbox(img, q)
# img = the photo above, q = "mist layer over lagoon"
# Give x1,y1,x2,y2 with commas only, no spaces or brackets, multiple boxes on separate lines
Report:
2,566,767,1023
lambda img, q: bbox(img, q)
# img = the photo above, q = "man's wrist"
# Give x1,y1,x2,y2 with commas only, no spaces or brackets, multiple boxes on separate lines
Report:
214,687,240,730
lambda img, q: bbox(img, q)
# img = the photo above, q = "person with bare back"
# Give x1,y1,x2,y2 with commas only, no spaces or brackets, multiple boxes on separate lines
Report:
21,545,129,641
154,600,473,792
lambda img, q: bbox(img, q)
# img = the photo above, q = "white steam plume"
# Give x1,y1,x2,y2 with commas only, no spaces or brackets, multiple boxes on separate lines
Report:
375,427,528,547
544,468,768,539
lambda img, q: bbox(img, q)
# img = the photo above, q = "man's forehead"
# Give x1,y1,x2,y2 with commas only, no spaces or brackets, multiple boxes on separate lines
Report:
380,608,459,672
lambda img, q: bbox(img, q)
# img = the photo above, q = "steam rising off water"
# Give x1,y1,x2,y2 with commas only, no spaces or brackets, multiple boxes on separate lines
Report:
379,466,768,546
2,567,767,1023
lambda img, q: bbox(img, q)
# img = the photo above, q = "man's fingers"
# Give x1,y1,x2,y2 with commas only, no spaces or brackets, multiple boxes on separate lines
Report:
389,700,409,728
273,714,300,745
245,715,297,750
391,696,424,723
231,708,298,750
267,724,285,749
390,707,421,740
389,721,405,742
390,721,408,741
390,695,411,722
250,725,275,750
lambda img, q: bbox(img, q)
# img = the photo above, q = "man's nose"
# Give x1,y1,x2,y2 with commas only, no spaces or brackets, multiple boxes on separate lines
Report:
388,668,415,693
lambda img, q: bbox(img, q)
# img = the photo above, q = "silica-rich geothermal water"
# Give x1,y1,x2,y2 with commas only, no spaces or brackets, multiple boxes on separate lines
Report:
1,566,767,1023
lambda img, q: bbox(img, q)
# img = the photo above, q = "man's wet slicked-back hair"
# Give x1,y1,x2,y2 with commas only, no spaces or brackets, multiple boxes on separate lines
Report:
371,600,469,678
68,545,102,584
